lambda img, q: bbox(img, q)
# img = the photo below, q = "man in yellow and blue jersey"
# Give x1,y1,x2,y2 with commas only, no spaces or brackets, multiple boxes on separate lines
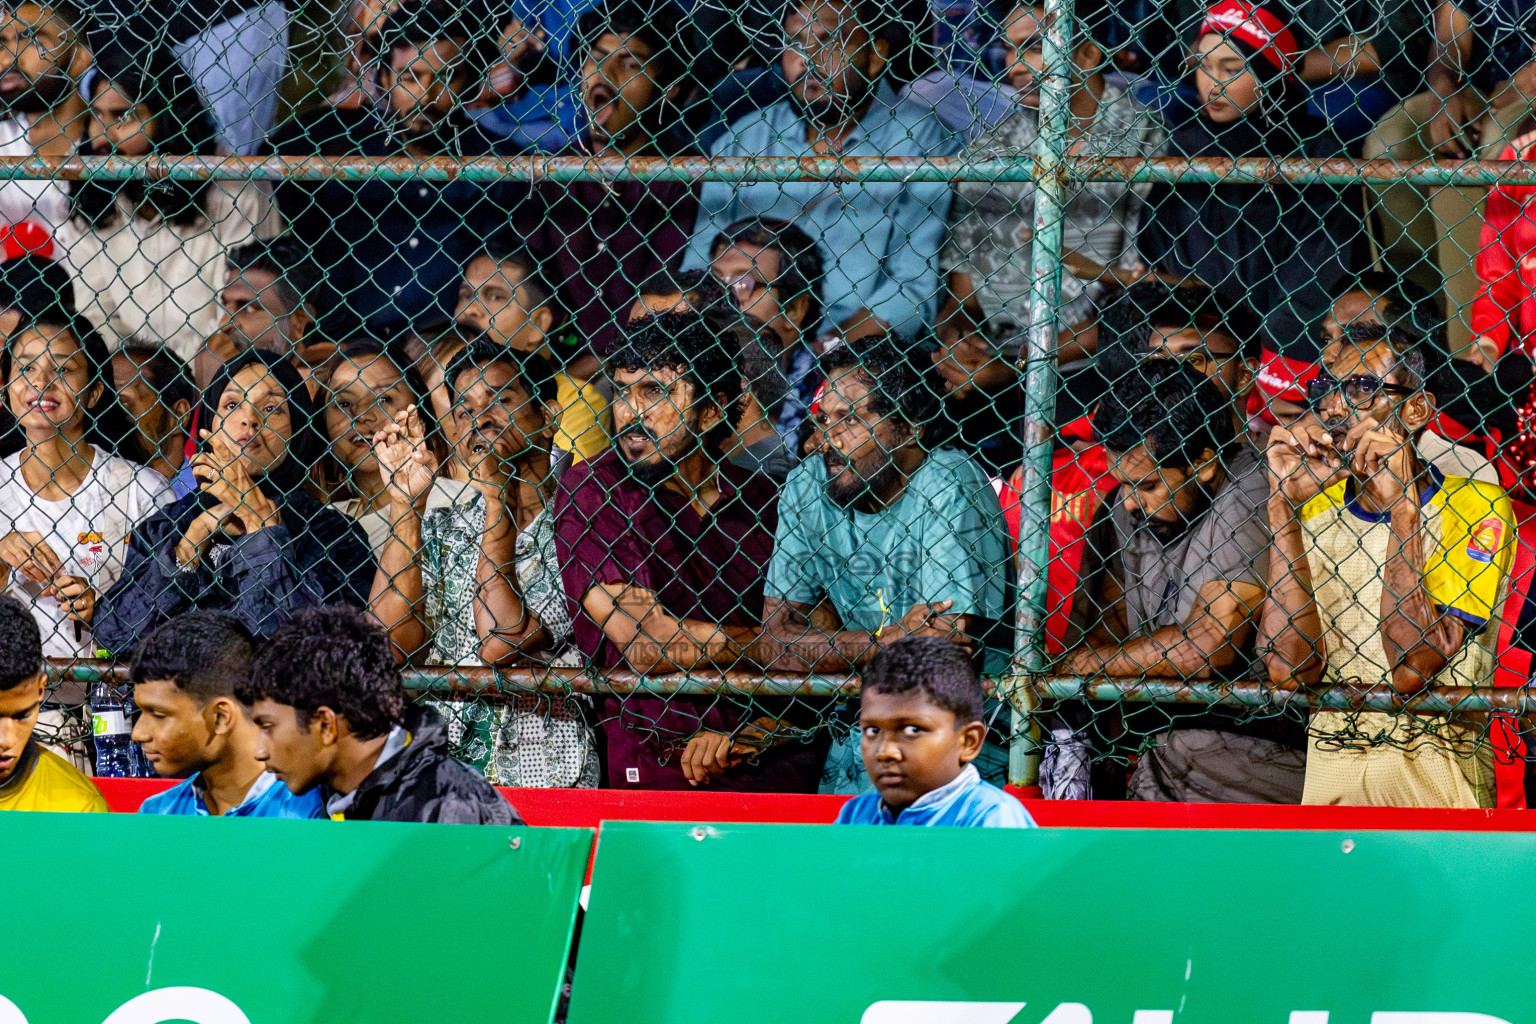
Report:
1260,326,1514,808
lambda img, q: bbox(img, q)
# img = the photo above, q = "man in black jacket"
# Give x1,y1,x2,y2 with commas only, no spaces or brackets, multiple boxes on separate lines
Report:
239,607,520,824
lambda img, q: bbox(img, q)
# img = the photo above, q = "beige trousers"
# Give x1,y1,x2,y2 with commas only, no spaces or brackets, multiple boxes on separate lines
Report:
1363,89,1536,356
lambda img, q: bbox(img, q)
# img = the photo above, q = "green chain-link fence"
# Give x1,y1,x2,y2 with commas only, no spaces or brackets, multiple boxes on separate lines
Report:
2,0,1534,805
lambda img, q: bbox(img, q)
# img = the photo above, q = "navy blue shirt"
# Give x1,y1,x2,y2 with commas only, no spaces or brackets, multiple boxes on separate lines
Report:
1463,0,1536,90
267,105,511,338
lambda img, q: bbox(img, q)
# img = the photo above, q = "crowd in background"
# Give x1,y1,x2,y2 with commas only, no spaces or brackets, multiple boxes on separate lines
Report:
0,0,1533,812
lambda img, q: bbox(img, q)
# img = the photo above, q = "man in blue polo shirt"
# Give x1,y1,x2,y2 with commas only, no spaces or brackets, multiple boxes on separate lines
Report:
132,612,320,818
835,637,1035,828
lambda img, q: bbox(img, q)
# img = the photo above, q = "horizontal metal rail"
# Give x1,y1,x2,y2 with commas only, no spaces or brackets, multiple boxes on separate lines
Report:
45,660,1536,715
4,154,1536,185
45,660,862,699
1029,676,1536,716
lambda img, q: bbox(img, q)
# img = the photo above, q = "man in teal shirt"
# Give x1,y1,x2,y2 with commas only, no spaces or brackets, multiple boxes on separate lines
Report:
758,339,1012,793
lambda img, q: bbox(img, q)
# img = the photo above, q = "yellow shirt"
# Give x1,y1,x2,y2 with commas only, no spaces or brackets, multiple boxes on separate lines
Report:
0,742,108,813
1296,468,1514,807
555,372,610,464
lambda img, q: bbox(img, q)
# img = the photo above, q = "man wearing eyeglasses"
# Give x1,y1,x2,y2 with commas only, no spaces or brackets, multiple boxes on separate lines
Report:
1260,330,1515,808
708,218,824,447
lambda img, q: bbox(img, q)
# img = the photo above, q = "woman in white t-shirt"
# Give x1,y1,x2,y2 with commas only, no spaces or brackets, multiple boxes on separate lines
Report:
0,313,170,657
66,48,279,361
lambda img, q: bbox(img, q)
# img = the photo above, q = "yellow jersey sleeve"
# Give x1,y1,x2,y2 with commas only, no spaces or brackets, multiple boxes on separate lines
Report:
554,372,611,464
1424,477,1516,628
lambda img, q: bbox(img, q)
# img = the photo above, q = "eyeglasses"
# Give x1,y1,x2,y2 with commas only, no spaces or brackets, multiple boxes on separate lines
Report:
1305,371,1416,409
720,274,771,310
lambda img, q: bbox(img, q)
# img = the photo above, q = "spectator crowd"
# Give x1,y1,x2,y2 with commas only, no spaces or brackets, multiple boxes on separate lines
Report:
0,0,1534,815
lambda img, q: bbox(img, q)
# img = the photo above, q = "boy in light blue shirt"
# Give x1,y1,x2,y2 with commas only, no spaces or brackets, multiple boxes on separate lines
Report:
132,612,321,819
835,637,1035,828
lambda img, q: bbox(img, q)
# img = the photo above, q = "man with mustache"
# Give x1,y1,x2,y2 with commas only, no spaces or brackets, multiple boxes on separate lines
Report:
758,338,1011,794
0,2,90,260
1261,330,1514,807
1065,360,1308,803
554,311,826,791
268,0,507,339
680,0,957,344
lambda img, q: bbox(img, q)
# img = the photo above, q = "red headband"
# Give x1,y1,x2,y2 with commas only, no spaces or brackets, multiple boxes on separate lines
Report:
1197,0,1300,77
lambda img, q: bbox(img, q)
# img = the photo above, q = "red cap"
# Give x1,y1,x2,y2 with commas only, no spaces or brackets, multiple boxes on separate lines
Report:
809,379,826,416
1197,1,1301,77
1244,349,1318,426
0,220,54,261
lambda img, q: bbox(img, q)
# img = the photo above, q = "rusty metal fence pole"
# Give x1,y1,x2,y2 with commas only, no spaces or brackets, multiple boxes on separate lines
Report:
1004,0,1073,788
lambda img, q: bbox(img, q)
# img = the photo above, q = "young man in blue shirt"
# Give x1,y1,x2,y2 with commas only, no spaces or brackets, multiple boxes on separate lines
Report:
133,612,321,818
836,637,1035,828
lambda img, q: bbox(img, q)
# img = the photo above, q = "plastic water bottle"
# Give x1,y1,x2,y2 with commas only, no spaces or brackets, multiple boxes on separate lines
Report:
90,681,150,777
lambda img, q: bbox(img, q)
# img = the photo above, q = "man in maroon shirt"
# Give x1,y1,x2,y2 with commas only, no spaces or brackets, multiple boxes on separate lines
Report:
554,312,825,791
507,0,699,360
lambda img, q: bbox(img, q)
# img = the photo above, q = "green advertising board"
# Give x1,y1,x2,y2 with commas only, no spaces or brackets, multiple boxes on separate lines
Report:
0,813,588,1024
568,822,1536,1024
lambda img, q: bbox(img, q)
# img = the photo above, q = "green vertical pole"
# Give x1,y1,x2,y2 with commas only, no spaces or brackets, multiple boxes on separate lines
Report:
1007,0,1072,787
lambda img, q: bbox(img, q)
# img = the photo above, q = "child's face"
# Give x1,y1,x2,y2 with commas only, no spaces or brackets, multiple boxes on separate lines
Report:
859,688,987,814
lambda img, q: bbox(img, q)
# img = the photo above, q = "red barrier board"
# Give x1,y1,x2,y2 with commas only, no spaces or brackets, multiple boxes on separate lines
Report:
92,777,1536,830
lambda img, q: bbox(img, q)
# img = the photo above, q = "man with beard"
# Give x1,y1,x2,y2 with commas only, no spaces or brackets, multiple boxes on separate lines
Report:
759,338,1011,794
680,0,957,343
553,311,826,791
194,235,326,388
1065,361,1308,803
0,3,90,259
268,0,507,339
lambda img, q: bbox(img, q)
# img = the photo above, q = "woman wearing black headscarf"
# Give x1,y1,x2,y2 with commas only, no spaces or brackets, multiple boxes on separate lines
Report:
94,350,375,655
1137,0,1368,360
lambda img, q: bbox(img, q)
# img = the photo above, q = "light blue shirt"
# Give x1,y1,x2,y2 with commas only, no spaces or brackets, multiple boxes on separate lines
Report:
834,764,1037,828
766,447,1011,645
139,770,323,818
899,69,1018,144
681,80,959,339
767,447,1013,795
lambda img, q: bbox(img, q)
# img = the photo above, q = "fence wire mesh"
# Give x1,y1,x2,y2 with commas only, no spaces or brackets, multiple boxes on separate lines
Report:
0,0,1531,807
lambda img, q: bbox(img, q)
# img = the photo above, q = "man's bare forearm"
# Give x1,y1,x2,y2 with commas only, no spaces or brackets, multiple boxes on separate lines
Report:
473,494,547,664
1261,495,1325,685
1091,626,1232,679
623,618,758,672
756,618,878,672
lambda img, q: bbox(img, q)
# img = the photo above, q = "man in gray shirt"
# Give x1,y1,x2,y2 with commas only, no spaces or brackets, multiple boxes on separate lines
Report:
1066,362,1307,803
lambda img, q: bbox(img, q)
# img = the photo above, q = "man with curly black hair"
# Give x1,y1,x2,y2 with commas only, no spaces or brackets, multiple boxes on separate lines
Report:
554,311,826,792
1066,360,1306,804
759,337,1013,795
239,606,520,824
